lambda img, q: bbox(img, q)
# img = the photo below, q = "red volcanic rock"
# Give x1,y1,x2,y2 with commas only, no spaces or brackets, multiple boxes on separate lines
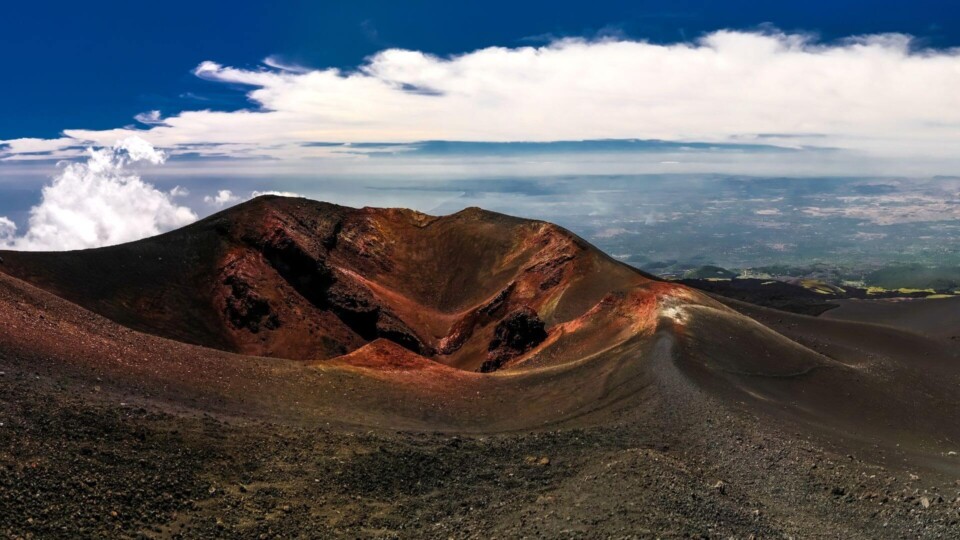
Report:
0,196,659,371
481,306,548,373
327,339,456,373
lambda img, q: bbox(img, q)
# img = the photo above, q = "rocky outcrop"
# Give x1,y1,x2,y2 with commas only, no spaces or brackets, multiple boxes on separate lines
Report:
258,230,334,306
222,274,279,333
480,307,548,373
437,283,516,355
325,279,428,355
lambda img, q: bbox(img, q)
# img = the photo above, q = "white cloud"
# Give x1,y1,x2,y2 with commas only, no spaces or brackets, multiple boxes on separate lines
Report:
0,137,88,161
0,217,16,243
204,189,240,207
169,185,190,197
250,190,302,199
202,189,302,209
1,137,197,251
134,110,166,125
262,55,310,73
3,30,960,170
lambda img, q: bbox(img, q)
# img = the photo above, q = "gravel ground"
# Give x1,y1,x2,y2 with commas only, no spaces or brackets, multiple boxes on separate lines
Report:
3,358,959,539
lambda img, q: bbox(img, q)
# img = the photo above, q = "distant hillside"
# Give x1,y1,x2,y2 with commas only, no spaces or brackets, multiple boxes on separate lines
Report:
682,265,738,280
866,264,960,290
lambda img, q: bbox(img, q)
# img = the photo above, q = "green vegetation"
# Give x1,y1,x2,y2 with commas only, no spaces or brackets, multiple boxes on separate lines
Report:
865,264,960,290
866,286,937,295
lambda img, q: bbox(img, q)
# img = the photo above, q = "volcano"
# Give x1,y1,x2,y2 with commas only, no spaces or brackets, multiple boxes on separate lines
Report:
1,196,958,538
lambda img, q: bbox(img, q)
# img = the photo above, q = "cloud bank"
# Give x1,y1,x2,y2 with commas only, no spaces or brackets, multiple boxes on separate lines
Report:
0,138,197,251
2,30,960,168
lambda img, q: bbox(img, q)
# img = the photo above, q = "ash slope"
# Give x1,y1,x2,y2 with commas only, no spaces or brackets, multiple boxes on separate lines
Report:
1,196,959,537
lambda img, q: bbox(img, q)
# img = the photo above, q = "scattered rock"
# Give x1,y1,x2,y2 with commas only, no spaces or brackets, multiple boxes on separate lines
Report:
712,481,726,494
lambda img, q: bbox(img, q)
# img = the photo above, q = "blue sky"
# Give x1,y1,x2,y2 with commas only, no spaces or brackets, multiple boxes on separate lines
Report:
3,0,958,139
2,1,960,250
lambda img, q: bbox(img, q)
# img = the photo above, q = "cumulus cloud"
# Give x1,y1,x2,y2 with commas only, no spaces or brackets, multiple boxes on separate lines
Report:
3,30,960,168
169,185,190,197
204,190,241,207
0,217,16,243
0,137,197,251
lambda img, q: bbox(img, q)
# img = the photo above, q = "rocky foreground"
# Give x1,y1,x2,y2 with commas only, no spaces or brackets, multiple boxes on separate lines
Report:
3,346,960,539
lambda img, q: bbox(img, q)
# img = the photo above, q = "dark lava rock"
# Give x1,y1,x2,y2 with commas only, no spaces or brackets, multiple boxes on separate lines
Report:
223,275,279,333
480,307,547,373
325,281,427,354
258,231,334,306
478,283,514,317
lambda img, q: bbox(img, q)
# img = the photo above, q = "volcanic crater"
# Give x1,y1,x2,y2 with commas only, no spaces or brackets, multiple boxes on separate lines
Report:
0,196,689,374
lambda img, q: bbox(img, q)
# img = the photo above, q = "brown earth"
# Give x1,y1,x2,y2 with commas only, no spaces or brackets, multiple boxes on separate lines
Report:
1,196,959,538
